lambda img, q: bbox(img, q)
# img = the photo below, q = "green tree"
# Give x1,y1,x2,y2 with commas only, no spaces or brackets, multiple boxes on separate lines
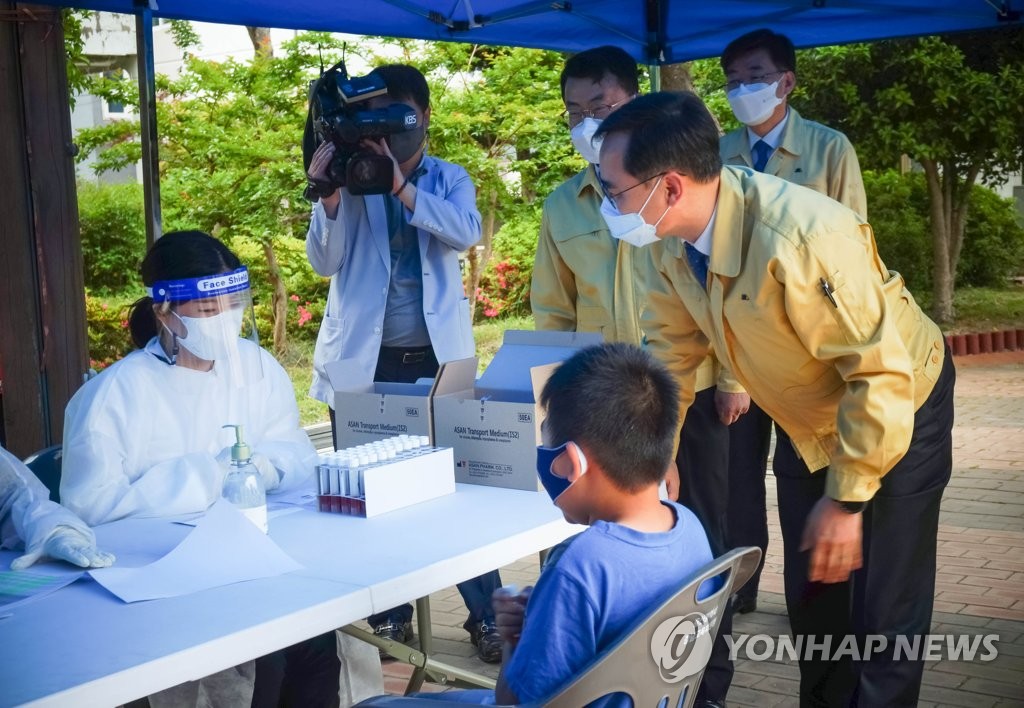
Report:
62,9,94,106
74,31,588,335
73,31,352,353
794,29,1024,323
396,41,582,318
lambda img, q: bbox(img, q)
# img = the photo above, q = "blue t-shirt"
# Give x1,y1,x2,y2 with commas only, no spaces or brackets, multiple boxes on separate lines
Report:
502,501,714,706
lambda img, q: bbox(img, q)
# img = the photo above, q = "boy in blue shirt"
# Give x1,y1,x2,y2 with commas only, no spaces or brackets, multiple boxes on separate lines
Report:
489,342,715,705
411,343,714,705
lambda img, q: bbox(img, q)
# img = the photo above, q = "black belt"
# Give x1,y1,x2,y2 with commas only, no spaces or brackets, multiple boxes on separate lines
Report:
380,345,433,364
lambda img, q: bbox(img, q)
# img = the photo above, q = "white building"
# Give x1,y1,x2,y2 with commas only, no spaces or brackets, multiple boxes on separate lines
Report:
70,13,364,184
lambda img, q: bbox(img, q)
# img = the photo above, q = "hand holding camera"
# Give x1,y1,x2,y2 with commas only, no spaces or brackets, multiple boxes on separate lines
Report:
302,60,421,201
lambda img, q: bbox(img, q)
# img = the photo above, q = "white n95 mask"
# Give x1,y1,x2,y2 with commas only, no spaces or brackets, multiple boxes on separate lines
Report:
599,176,668,248
570,117,604,164
174,308,244,362
727,80,783,127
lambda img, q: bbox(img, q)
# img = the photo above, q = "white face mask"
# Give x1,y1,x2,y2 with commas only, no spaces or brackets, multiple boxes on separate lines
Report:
600,176,669,248
727,79,783,127
570,117,604,164
172,308,244,362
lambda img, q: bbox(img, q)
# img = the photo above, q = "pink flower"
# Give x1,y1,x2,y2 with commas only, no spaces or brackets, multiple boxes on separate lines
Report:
484,308,499,318
120,319,129,328
101,303,109,310
290,294,300,302
297,305,312,326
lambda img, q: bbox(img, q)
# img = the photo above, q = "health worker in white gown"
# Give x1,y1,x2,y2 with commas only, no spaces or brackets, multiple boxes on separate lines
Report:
59,231,341,708
61,232,317,527
1,444,114,570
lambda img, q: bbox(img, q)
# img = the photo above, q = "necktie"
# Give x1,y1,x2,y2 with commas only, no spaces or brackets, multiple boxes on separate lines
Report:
752,139,773,172
684,243,709,289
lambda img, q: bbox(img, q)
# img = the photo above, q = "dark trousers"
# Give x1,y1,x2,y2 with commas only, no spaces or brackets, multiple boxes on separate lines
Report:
727,400,772,601
355,345,502,629
772,351,955,707
676,386,734,703
252,632,340,708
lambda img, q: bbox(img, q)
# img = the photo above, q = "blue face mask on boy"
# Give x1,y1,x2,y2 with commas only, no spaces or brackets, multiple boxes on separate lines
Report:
536,442,588,502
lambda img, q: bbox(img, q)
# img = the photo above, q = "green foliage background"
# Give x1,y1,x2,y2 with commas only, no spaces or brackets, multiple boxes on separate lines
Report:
70,20,1024,372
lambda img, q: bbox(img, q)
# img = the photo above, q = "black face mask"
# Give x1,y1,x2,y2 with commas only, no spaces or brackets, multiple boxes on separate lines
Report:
387,123,426,164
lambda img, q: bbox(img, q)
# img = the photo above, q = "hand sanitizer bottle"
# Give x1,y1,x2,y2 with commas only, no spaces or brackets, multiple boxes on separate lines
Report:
221,424,268,533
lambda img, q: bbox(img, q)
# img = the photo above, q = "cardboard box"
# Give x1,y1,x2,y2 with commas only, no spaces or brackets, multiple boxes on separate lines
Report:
433,330,603,491
326,359,436,448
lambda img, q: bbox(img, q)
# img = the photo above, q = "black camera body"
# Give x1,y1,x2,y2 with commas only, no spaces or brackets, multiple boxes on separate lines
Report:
303,61,419,199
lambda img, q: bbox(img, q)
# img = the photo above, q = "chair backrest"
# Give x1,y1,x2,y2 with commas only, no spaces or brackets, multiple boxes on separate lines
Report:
23,444,63,503
541,546,762,708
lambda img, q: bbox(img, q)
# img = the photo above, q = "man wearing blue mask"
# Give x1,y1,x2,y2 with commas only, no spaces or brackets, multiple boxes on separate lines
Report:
718,28,867,618
597,92,952,707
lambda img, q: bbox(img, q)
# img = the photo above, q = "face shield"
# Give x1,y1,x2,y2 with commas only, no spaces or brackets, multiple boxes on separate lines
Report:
147,266,263,387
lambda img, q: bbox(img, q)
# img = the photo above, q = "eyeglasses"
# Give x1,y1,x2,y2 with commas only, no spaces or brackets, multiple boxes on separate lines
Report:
601,172,666,210
723,70,786,93
561,95,635,126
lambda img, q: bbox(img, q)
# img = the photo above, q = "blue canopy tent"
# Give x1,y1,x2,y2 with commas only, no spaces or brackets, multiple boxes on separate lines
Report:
32,0,1024,241
25,0,1024,63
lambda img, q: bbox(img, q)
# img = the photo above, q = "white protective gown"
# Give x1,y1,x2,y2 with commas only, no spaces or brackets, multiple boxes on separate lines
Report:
0,445,96,558
61,338,317,526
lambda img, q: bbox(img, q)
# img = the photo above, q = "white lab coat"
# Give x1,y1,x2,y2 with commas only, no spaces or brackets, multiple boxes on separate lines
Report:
61,338,317,526
306,155,481,405
0,445,96,559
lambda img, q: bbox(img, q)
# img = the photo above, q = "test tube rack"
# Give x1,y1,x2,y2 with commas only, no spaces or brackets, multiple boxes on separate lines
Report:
315,434,456,518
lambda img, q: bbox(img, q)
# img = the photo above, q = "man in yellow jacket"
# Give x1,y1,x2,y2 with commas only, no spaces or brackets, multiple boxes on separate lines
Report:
596,92,953,707
530,46,736,707
717,28,869,617
530,45,643,343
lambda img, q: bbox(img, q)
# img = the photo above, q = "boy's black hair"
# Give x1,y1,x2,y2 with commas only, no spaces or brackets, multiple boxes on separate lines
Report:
594,91,722,184
720,29,797,74
539,343,679,493
128,230,241,348
560,45,640,99
371,64,430,112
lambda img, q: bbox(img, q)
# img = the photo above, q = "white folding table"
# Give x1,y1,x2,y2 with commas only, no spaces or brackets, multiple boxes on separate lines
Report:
0,483,579,707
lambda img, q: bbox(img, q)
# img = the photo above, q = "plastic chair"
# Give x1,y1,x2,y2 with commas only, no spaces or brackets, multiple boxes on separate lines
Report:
23,444,63,503
354,546,762,708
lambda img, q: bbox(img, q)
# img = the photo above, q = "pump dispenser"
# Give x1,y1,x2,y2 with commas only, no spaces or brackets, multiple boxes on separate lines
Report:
221,424,268,533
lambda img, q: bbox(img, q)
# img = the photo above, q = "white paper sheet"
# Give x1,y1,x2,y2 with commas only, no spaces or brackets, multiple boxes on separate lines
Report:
90,499,304,602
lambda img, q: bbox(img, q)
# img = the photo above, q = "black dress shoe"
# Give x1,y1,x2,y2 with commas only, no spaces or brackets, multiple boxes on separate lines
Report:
372,620,414,658
733,595,758,614
464,619,503,663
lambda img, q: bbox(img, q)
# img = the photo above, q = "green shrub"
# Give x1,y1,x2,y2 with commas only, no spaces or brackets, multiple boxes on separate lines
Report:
475,207,541,319
85,290,138,369
863,169,1024,291
958,186,1024,287
863,170,931,291
77,182,147,293
227,234,328,345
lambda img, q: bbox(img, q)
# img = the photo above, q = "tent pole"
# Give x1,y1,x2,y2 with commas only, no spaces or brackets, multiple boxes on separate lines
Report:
649,63,661,92
135,2,162,245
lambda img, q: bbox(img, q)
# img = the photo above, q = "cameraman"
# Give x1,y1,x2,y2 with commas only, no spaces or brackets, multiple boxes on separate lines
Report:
305,64,503,663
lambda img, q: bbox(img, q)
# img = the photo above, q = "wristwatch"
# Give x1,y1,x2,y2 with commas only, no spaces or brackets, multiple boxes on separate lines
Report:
832,499,867,514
